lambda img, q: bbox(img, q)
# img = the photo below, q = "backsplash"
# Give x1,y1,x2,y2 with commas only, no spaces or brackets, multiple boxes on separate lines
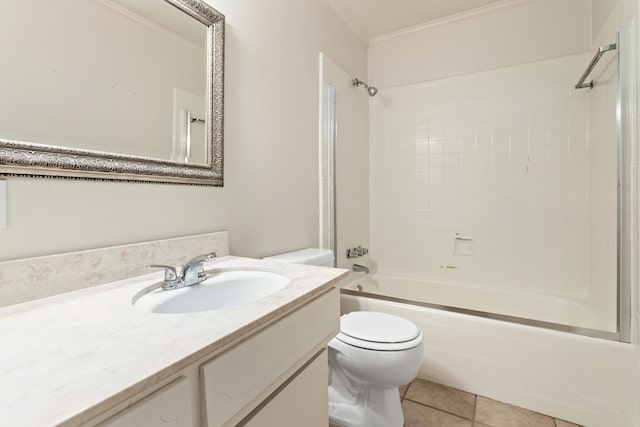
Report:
0,231,228,308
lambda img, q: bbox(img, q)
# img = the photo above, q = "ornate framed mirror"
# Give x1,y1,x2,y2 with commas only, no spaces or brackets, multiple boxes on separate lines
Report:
0,0,224,185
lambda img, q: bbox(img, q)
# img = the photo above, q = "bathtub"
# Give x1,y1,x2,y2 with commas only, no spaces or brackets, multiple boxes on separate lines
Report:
342,273,616,333
337,273,636,427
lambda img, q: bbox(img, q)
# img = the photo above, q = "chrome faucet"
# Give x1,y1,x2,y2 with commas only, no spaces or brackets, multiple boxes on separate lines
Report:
148,252,217,290
346,246,369,259
352,264,369,274
182,252,216,286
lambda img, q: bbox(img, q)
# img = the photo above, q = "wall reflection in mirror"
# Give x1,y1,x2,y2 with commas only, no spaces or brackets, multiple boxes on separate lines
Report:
0,0,224,185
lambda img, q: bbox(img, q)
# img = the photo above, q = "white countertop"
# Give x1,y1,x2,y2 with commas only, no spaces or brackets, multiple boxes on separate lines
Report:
0,256,347,426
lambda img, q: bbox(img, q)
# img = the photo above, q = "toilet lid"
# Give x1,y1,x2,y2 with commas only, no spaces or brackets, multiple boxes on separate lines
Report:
335,330,423,351
340,311,421,344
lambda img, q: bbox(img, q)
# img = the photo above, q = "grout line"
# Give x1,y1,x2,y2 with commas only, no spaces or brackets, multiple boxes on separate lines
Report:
400,381,581,427
402,396,475,421
402,381,411,398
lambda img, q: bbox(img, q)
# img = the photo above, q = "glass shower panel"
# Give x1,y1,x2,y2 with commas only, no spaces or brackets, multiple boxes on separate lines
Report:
618,19,637,342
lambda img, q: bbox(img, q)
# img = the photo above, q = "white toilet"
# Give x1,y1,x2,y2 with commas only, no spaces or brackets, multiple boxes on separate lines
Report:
328,311,423,427
264,249,425,427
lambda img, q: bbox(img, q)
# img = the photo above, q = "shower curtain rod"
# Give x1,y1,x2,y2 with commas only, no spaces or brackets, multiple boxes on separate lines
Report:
575,43,617,90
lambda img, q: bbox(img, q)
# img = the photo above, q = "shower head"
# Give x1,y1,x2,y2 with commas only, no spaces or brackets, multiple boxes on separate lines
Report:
352,77,378,97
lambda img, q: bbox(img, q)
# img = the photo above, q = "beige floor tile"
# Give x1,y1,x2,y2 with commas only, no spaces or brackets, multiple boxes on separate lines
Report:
404,379,476,420
475,397,555,427
555,420,583,427
403,400,472,427
399,383,410,397
473,423,491,427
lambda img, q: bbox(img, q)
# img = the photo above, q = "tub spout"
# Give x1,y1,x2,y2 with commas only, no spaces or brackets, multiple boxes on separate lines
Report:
352,264,369,274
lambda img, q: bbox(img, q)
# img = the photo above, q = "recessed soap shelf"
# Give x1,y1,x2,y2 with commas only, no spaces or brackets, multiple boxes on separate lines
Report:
453,235,474,256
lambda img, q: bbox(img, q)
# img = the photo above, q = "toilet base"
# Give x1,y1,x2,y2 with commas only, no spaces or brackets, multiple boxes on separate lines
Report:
328,383,404,427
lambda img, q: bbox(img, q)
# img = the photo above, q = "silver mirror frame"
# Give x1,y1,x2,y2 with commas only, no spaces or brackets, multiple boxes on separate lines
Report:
0,0,224,186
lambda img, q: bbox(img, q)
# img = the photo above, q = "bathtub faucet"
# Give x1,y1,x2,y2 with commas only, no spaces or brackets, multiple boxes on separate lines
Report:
352,264,370,274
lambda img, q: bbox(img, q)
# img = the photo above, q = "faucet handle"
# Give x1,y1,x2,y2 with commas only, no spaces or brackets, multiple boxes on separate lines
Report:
346,246,369,259
147,265,179,287
355,246,368,256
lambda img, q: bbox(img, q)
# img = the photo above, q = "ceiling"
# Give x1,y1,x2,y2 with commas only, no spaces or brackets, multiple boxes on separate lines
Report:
328,0,507,42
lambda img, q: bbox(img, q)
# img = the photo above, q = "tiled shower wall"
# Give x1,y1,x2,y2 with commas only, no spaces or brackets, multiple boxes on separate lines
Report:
370,53,613,300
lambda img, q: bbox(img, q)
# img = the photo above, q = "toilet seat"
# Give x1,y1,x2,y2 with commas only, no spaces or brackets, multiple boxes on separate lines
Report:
336,311,423,351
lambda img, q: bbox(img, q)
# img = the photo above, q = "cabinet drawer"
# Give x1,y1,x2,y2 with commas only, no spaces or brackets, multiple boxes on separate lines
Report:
242,350,329,427
99,377,193,427
201,287,339,426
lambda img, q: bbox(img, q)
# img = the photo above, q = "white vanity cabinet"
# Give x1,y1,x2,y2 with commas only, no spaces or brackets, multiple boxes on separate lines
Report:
99,377,194,427
97,287,339,427
201,287,339,426
242,350,329,427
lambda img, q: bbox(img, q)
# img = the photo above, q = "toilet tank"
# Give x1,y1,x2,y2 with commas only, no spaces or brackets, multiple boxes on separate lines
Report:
263,248,334,267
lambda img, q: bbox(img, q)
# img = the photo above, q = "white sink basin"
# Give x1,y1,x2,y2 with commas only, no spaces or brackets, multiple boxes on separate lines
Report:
133,270,289,314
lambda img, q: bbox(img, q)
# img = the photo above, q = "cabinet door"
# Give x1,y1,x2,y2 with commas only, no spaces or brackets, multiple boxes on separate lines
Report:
201,288,339,426
242,350,329,427
100,377,194,427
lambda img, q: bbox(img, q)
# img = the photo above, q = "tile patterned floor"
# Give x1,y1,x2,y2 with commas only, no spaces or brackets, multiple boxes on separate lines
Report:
330,379,583,427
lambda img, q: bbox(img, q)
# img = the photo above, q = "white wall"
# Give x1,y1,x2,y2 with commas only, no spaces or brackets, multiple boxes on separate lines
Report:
0,0,367,262
593,0,619,41
368,0,591,89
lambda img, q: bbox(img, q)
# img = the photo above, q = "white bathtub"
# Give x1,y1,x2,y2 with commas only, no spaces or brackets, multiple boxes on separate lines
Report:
338,273,636,427
343,273,616,333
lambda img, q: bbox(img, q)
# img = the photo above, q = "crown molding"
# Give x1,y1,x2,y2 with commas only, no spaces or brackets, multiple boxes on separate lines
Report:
325,0,370,46
370,0,527,45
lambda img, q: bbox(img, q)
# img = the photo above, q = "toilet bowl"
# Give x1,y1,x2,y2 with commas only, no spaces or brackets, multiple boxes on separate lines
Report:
328,311,424,427
262,249,423,427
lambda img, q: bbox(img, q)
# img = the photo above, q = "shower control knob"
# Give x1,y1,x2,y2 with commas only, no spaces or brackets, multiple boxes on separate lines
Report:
355,246,368,256
346,246,369,258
